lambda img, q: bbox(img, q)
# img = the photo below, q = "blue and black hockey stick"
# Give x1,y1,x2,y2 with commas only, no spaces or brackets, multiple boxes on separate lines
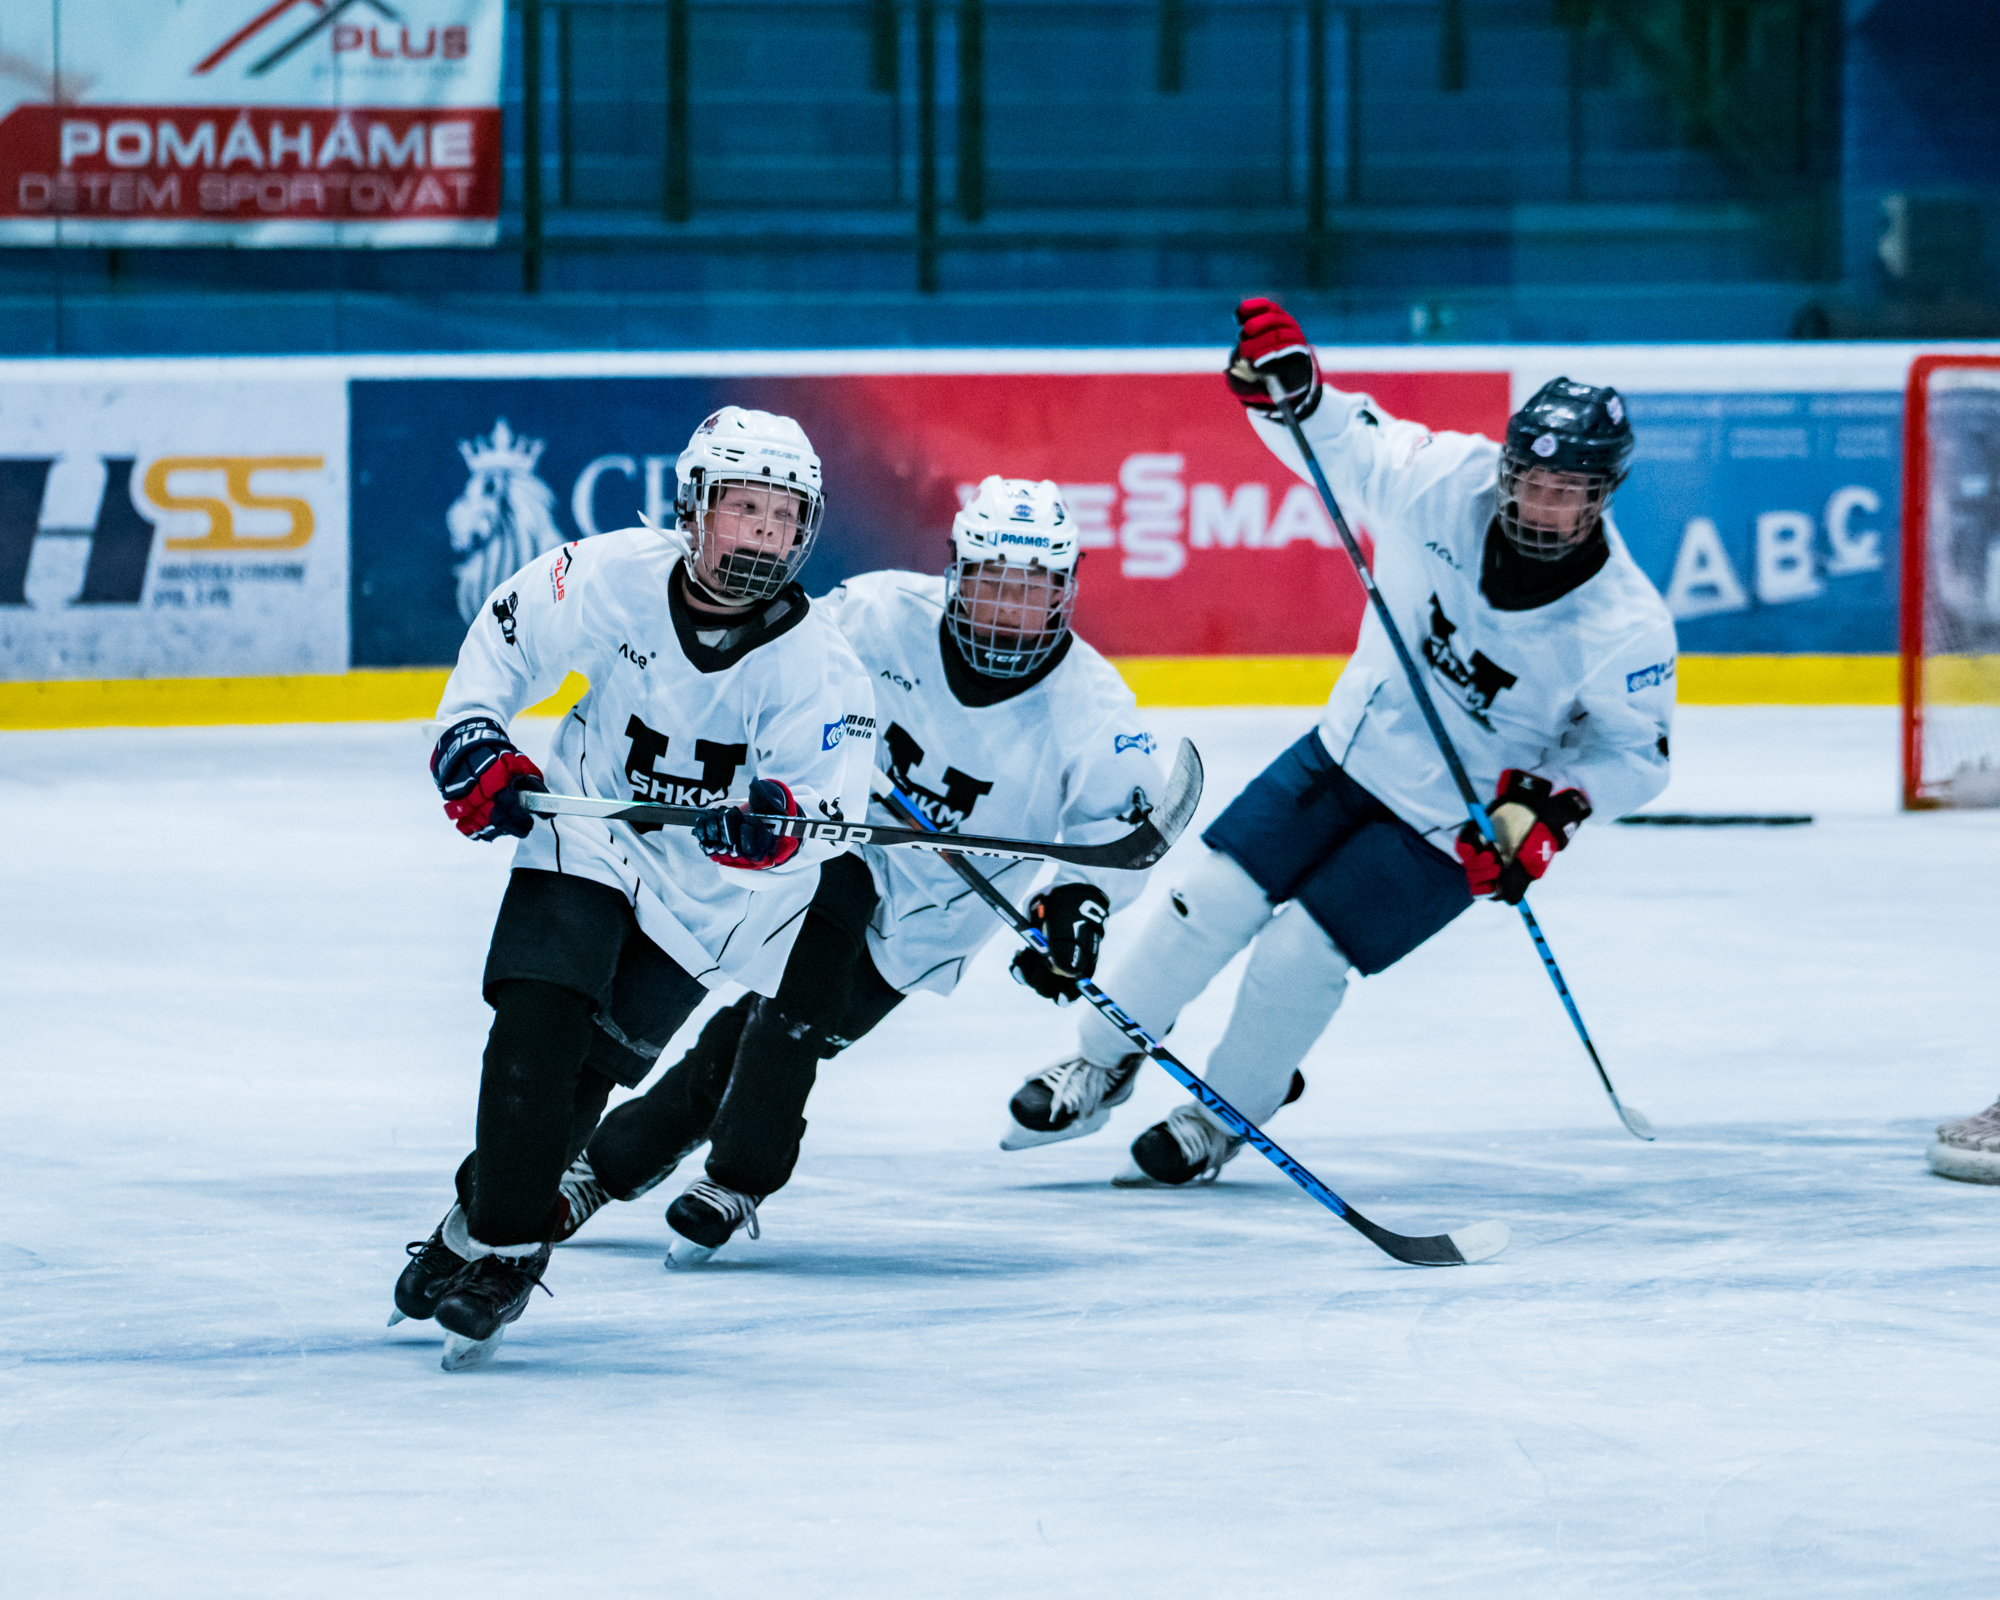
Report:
874,776,1510,1266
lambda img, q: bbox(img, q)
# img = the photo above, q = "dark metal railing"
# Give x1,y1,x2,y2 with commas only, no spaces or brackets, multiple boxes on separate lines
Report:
507,0,1838,294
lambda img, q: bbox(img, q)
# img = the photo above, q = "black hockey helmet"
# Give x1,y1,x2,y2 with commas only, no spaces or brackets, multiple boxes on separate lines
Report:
1498,378,1635,560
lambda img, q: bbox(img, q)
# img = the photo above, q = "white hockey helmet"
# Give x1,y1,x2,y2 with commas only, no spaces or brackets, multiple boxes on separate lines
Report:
943,476,1081,678
674,407,825,603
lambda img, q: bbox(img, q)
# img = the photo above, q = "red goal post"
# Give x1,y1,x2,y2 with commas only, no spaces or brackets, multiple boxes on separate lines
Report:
1901,353,2000,809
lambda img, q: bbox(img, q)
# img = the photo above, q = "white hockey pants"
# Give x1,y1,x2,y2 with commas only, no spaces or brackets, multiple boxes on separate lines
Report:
1077,848,1351,1129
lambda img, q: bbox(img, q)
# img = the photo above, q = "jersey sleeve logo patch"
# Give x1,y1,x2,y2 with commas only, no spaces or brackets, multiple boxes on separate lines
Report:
1114,731,1156,755
548,544,575,603
824,712,876,750
1626,660,1676,693
490,590,519,646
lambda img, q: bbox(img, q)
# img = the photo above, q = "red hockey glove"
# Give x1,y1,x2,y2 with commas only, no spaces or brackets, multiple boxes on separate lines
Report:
694,778,802,870
1224,297,1322,418
1454,770,1591,905
432,717,547,842
1010,882,1110,1003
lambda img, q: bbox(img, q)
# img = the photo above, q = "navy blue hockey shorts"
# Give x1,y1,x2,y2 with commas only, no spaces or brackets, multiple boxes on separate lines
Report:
1202,729,1473,977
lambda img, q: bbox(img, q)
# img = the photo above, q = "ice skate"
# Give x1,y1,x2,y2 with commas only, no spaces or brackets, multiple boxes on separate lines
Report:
550,1155,615,1243
1114,1103,1244,1187
1001,1053,1144,1149
1929,1096,2000,1184
1112,1070,1305,1187
389,1204,471,1326
664,1177,761,1268
433,1242,552,1370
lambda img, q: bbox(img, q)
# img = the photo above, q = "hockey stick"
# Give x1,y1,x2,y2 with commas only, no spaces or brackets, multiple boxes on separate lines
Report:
1259,372,1653,1141
873,773,1509,1267
518,736,1202,873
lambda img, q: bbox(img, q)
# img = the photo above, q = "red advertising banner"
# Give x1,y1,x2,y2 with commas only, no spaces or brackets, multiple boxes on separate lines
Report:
817,370,1515,656
0,1,504,245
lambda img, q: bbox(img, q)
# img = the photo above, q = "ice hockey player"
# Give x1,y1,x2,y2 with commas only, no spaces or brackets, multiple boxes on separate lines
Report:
999,297,1678,1185
392,407,876,1367
1929,1097,2000,1183
550,477,1169,1264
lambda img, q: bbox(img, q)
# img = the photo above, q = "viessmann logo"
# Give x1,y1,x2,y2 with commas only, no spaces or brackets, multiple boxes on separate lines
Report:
194,0,471,78
0,455,324,610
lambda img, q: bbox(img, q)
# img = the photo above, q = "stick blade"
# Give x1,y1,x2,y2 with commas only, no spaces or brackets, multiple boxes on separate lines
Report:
1345,1211,1503,1267
1153,738,1204,847
1614,1099,1656,1141
1445,1220,1511,1264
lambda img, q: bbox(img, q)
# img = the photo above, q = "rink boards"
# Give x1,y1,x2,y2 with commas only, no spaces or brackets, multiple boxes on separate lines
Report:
1,341,1994,725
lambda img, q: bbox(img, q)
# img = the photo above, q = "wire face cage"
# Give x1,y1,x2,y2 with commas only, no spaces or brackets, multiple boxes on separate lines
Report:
944,559,1076,679
1902,355,2000,809
686,476,823,604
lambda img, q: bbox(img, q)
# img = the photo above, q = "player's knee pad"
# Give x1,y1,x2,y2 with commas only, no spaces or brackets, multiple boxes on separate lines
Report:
1160,848,1278,954
1076,849,1276,1068
484,978,597,1086
740,999,840,1067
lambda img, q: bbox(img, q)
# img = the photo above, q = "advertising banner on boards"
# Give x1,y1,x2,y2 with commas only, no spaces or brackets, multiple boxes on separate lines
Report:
347,371,1513,667
1616,390,1902,653
0,0,504,245
0,376,348,680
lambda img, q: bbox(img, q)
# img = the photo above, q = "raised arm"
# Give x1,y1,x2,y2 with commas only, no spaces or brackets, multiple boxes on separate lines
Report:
1225,297,1490,542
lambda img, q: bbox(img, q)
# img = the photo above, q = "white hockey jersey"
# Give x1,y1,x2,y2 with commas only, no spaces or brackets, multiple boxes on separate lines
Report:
437,526,878,995
814,570,1167,996
1250,389,1678,850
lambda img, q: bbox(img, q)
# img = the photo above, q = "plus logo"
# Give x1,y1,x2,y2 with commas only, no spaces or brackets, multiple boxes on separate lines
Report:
624,716,748,830
883,722,993,832
1421,595,1517,730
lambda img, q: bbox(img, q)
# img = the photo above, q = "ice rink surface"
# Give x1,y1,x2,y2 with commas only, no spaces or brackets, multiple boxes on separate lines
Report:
4,704,1998,1598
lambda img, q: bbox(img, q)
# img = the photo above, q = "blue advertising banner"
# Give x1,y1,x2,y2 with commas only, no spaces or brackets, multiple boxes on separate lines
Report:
1614,391,1902,653
348,377,948,668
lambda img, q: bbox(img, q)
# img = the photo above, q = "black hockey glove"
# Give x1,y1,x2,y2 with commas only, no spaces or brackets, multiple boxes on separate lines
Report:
693,778,803,871
1010,882,1110,1004
432,717,547,841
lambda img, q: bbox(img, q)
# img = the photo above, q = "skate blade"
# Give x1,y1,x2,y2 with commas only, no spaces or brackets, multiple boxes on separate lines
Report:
387,1308,407,1327
1446,1221,1511,1264
999,1107,1111,1151
1110,1158,1161,1188
440,1328,505,1371
664,1237,718,1270
1928,1140,2000,1184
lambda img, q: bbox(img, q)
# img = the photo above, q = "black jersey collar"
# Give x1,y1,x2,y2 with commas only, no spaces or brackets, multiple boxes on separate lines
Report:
936,617,1074,707
669,563,812,672
1480,521,1610,612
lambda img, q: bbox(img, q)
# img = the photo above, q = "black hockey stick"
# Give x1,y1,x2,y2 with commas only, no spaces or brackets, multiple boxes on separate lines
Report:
874,775,1508,1267
1259,371,1653,1141
519,736,1203,873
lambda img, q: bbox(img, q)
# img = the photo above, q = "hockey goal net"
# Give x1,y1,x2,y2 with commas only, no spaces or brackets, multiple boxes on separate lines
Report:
1903,354,2000,809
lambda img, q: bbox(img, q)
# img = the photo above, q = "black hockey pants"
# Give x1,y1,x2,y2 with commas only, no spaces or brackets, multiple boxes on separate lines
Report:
586,851,904,1200
453,869,706,1247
